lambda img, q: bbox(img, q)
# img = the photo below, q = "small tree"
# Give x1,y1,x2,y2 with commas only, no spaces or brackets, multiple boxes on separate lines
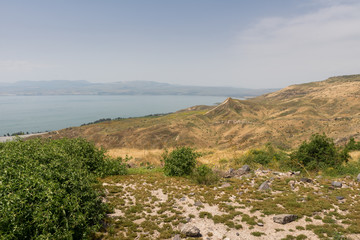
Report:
291,133,349,170
162,147,199,176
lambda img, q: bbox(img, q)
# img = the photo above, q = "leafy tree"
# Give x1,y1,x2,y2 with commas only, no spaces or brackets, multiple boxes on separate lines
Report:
0,138,127,239
162,147,199,176
291,133,349,170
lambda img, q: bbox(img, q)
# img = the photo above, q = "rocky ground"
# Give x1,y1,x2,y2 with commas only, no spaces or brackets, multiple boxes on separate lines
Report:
96,167,360,240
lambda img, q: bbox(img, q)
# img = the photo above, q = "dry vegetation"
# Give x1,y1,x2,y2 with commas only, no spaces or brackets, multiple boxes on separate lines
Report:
42,75,360,150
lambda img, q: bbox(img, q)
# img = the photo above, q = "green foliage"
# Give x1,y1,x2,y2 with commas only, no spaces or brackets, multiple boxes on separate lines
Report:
162,147,199,176
345,137,360,151
236,143,289,168
322,158,360,177
290,134,349,170
191,164,219,185
0,138,127,239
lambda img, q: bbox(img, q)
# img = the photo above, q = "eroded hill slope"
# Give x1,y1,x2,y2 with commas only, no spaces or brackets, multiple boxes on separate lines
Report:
44,75,360,149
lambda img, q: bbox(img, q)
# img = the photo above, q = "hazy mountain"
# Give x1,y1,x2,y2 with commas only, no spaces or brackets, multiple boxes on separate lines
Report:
0,80,276,97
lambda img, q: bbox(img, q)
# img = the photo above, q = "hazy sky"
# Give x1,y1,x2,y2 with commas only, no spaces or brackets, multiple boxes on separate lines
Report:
1,0,359,88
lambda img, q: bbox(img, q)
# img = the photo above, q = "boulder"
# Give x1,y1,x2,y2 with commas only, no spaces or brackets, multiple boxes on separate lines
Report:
180,224,201,237
331,181,342,188
221,182,231,188
223,167,248,178
173,234,181,240
242,165,251,172
223,168,234,178
300,177,312,183
273,214,297,224
258,181,270,191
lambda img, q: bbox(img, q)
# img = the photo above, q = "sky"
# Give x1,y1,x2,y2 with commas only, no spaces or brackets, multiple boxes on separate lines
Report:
0,0,359,88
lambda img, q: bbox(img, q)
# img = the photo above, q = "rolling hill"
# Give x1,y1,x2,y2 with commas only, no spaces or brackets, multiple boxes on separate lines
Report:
42,75,360,150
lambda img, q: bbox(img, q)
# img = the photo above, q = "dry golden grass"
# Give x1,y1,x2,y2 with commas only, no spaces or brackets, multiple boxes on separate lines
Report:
349,151,360,162
106,147,245,167
106,148,164,166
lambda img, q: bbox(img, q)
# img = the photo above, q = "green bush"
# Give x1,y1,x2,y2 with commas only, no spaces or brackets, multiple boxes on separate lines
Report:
0,138,127,239
162,147,199,176
290,133,349,171
345,137,360,151
237,143,289,168
191,164,219,185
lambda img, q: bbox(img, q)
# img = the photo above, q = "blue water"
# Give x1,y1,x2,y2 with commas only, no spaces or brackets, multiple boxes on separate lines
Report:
0,95,225,136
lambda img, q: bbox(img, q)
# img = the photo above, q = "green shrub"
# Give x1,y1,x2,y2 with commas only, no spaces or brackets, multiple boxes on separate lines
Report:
236,143,289,168
290,133,349,171
191,164,219,185
0,138,126,239
162,147,199,176
345,137,360,151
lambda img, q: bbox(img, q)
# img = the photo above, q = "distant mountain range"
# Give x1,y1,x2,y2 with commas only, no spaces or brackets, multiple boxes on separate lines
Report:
0,80,276,97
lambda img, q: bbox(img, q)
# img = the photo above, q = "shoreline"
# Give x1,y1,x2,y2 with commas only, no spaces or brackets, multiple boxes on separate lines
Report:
0,132,47,143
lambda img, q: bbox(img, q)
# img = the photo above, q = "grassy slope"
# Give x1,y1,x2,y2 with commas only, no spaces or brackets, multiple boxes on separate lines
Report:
42,75,360,150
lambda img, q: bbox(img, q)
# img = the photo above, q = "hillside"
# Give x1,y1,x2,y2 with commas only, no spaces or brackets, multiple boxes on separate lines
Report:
43,75,360,150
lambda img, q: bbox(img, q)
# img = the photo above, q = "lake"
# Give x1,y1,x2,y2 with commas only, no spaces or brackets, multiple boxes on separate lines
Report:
0,95,226,136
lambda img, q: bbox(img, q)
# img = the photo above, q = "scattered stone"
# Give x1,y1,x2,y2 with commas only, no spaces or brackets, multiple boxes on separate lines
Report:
357,173,360,182
336,196,345,200
331,181,342,188
316,175,323,179
185,217,192,223
300,177,312,183
127,162,136,168
273,214,298,224
173,234,181,240
288,180,295,189
189,192,195,196
233,168,247,176
236,232,240,236
180,197,186,201
258,181,270,191
223,168,234,178
257,222,264,227
221,182,231,188
224,167,248,178
242,165,251,172
180,224,201,237
194,201,203,207
293,171,301,176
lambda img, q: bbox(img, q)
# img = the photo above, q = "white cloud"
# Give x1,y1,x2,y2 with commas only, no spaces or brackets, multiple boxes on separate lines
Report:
236,2,360,87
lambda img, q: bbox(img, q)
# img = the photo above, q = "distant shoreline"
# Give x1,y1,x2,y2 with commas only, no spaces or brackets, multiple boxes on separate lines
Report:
0,133,46,143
